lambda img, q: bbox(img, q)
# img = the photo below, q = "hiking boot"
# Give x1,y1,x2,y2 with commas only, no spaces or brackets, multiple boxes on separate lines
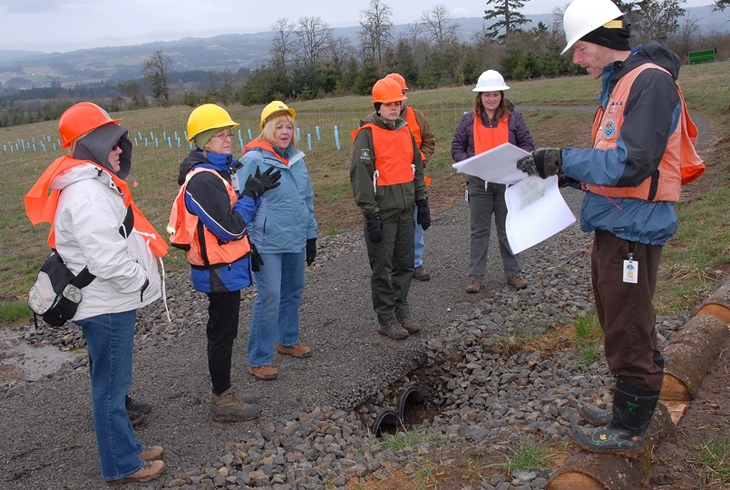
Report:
126,395,152,414
139,446,164,461
376,323,409,340
413,266,431,281
128,410,144,427
211,387,263,422
398,317,422,333
108,460,165,485
275,342,312,358
249,365,278,380
507,276,528,290
466,281,481,293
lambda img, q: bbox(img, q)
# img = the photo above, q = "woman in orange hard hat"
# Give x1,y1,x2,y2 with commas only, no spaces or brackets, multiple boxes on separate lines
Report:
350,77,429,340
25,102,167,484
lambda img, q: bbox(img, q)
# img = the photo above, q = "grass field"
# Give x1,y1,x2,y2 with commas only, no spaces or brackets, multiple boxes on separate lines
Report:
1,61,729,318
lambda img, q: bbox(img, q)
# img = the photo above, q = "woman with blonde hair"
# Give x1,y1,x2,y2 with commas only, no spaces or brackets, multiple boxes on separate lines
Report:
238,101,318,380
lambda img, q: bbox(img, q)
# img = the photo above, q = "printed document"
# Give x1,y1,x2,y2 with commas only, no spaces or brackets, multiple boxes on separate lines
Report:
451,142,531,184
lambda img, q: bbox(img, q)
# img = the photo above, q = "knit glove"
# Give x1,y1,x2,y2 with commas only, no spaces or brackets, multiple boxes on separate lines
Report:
366,213,383,243
306,238,317,266
416,199,431,230
517,148,563,179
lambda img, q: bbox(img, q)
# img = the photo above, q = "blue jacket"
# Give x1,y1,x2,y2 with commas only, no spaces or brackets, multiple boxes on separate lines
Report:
177,150,258,293
237,144,317,254
561,39,682,246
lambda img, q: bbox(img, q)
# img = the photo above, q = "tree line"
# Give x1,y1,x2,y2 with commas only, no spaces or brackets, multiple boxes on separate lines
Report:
1,0,729,127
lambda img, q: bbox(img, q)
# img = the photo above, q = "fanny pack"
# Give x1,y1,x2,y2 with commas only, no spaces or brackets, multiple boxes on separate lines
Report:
27,250,96,327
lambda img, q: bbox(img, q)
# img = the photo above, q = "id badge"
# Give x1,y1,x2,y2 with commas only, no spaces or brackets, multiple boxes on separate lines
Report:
623,259,638,284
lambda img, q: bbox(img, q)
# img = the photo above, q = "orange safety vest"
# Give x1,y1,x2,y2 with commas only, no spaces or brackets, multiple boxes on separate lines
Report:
352,123,415,187
473,111,509,156
586,63,704,202
167,167,251,268
404,107,426,162
242,138,289,165
25,155,168,258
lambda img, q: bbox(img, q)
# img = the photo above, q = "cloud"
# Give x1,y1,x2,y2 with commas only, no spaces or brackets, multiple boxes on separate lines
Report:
0,0,65,13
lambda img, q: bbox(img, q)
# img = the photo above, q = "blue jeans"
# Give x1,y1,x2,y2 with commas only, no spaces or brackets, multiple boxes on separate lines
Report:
248,250,305,367
77,311,144,481
414,206,425,268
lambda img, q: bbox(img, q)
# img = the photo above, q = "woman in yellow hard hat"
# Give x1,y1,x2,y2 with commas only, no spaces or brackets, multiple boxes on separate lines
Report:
236,101,318,380
25,102,168,484
350,78,429,340
169,103,280,419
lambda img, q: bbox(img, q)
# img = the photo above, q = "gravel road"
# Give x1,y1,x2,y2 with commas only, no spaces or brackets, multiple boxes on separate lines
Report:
0,187,692,490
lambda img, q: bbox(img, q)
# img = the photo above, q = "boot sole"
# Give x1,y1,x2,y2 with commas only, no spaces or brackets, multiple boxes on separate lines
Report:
211,413,261,422
108,464,165,485
249,368,278,380
376,328,407,340
275,346,312,358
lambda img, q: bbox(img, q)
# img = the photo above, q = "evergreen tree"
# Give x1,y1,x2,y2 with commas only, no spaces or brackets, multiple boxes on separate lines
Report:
484,0,531,43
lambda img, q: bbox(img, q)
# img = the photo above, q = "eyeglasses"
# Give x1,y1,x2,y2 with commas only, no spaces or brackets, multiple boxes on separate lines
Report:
111,139,123,151
213,132,233,140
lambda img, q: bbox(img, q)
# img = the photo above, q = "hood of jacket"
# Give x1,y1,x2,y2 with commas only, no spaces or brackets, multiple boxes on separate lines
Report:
72,122,132,179
177,150,234,185
50,161,116,193
604,37,681,97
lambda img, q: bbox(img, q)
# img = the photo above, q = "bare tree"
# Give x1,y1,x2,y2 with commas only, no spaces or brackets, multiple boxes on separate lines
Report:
714,0,728,10
326,37,355,71
294,17,334,67
359,0,394,66
420,5,460,51
632,0,686,44
271,18,296,69
484,0,531,42
141,50,172,102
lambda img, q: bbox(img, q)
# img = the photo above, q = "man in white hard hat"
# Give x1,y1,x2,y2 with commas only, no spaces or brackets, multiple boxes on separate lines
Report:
517,0,704,457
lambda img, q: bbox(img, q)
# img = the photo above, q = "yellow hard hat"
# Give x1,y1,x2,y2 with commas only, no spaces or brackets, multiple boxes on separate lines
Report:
260,101,296,130
186,104,239,143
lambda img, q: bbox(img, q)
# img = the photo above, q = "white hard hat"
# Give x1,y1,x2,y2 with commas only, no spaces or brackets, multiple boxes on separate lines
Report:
472,70,510,92
562,0,624,55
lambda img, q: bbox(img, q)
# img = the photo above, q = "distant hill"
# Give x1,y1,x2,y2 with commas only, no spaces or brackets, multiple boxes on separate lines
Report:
0,6,727,89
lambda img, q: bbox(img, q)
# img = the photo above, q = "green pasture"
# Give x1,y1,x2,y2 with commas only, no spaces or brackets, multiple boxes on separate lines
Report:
1,61,729,319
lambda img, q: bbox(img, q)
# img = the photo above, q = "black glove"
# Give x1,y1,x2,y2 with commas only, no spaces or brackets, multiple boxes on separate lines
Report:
366,213,383,243
243,166,282,200
249,242,264,272
416,199,430,231
516,148,563,179
306,238,317,266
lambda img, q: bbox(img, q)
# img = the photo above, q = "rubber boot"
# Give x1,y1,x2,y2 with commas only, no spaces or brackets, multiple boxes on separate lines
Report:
571,376,661,457
579,356,664,427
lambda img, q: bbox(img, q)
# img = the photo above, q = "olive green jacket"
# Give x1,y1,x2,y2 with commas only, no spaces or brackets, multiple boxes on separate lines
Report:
350,114,427,221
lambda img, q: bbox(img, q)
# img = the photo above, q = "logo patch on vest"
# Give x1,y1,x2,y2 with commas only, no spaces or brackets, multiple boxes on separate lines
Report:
360,149,371,160
604,120,617,139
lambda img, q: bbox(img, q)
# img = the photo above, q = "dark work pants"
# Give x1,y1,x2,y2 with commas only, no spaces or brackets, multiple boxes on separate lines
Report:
365,206,415,326
206,290,240,395
591,230,664,392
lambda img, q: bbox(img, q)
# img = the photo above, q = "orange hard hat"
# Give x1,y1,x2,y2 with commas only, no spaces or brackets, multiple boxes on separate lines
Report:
58,102,122,149
386,73,408,91
372,78,407,104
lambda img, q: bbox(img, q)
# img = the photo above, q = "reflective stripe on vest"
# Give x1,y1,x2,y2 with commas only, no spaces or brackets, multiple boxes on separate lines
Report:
586,63,703,202
167,167,250,268
353,123,415,189
473,111,509,155
404,107,426,162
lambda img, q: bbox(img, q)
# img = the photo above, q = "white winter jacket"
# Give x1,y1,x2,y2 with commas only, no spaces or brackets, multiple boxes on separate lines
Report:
51,162,161,320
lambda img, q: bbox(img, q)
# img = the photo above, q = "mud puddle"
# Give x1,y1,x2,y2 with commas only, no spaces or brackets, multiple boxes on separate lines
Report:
0,327,78,382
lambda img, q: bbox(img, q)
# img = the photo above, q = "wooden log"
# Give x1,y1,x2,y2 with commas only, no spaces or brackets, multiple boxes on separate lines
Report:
547,405,674,490
694,278,730,326
661,314,730,401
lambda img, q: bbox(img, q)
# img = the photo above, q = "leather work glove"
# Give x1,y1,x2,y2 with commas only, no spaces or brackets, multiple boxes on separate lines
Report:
249,242,264,272
306,238,317,266
243,166,282,200
366,213,384,243
516,148,563,179
416,199,431,230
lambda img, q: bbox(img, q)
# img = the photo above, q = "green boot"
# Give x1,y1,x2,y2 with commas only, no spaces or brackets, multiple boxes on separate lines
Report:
571,377,661,457
579,356,664,427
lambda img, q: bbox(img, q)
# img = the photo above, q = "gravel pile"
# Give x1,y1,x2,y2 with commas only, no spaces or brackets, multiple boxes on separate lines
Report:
0,187,691,490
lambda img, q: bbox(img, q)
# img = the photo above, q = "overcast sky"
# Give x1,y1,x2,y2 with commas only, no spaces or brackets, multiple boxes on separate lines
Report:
0,0,716,53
